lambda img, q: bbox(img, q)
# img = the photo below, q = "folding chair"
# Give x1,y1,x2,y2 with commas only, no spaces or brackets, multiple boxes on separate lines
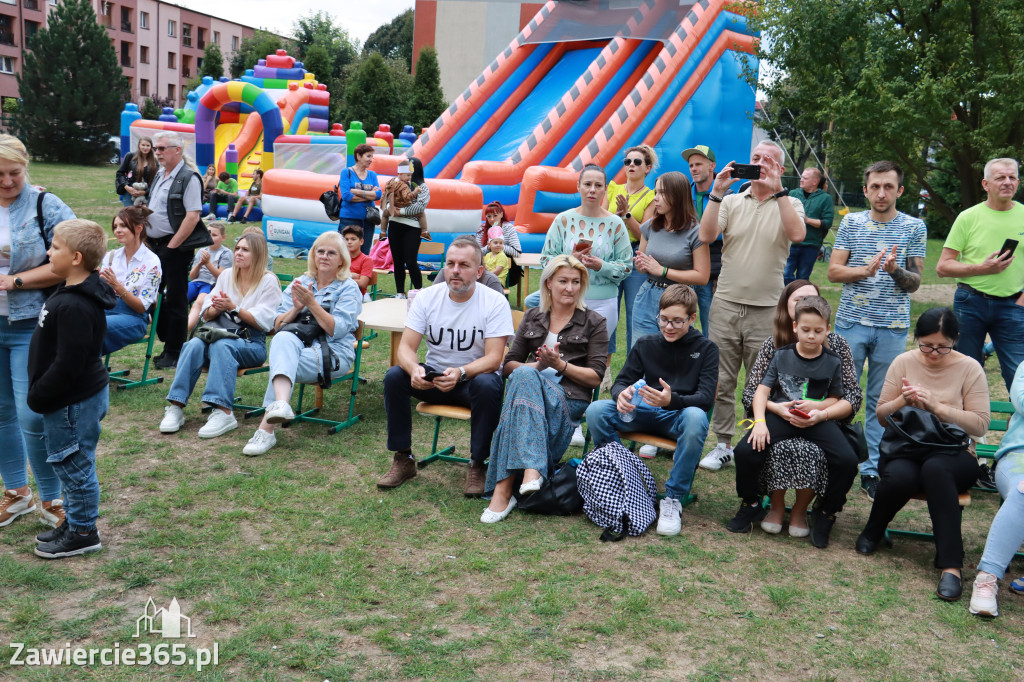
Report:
105,294,165,390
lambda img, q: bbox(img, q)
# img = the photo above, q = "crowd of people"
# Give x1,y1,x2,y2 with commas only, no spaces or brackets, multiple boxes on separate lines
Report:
1,130,1022,619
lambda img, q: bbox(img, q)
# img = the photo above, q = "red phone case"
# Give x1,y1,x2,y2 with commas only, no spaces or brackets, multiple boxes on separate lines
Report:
789,408,811,419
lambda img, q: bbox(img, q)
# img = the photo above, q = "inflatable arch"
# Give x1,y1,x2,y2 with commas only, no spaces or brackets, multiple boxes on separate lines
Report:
194,82,284,172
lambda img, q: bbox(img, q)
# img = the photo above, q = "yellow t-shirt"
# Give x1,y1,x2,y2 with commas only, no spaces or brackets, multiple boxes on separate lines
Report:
606,182,655,239
484,251,509,274
943,201,1024,297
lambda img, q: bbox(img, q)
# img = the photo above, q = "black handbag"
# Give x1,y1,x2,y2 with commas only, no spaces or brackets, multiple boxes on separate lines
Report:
878,406,971,463
840,420,869,463
516,461,584,516
365,202,381,226
319,186,340,221
279,312,323,346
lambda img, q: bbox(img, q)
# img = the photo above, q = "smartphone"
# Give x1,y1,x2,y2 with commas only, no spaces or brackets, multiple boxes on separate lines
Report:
789,407,812,419
732,163,762,180
999,238,1019,258
576,239,592,249
421,364,443,381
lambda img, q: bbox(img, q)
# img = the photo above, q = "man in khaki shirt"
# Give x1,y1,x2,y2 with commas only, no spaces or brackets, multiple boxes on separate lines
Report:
697,140,806,471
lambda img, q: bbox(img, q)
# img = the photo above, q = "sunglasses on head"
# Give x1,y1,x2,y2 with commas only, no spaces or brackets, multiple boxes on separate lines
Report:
623,157,645,167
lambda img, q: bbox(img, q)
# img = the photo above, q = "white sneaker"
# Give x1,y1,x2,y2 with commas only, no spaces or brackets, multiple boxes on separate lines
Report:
159,404,185,433
363,293,372,303
699,443,734,471
205,213,217,222
656,497,683,536
970,574,999,618
243,429,277,456
0,489,36,527
570,425,585,447
198,410,238,438
638,444,658,458
393,293,406,300
264,400,295,425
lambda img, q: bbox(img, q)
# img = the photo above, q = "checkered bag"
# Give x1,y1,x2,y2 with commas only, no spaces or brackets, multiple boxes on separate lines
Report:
576,441,658,541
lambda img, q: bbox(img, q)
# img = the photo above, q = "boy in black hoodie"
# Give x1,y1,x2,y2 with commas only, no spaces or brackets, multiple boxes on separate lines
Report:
27,219,116,559
584,284,719,536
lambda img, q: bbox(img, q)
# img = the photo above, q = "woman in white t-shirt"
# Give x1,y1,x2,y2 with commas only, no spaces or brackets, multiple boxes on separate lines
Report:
98,206,162,355
159,231,282,439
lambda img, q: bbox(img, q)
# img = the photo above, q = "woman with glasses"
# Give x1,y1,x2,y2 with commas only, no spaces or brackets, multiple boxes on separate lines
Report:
481,255,607,523
603,145,657,350
856,307,990,602
242,231,361,456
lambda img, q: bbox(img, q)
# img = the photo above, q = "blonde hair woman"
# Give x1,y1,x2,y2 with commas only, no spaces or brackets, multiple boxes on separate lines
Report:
243,231,363,455
481,255,609,523
159,231,282,439
0,134,77,530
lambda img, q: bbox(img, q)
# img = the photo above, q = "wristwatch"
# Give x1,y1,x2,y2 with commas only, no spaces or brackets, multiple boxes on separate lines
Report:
13,276,24,289
773,188,790,199
624,212,632,221
458,366,468,383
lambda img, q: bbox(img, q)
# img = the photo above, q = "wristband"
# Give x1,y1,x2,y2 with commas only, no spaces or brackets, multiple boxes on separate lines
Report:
772,188,790,199
707,194,723,203
662,266,668,278
739,418,766,430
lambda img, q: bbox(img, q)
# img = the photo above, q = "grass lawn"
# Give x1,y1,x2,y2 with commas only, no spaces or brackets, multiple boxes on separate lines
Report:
1,163,1021,680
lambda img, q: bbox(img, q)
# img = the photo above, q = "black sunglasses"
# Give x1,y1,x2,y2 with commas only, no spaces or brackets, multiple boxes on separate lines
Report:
623,158,645,167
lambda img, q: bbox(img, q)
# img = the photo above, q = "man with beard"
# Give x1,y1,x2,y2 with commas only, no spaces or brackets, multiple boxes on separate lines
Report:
377,235,514,496
827,160,926,502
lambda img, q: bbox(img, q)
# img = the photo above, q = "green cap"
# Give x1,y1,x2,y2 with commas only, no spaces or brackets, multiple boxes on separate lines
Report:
681,145,716,163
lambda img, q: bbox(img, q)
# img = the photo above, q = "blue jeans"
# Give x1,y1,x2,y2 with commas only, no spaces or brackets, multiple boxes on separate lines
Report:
630,279,662,346
119,193,134,207
0,316,60,499
42,388,107,532
836,320,908,478
262,332,351,406
618,263,646,350
784,244,820,284
103,299,149,355
585,399,709,500
692,278,716,338
978,452,1024,578
953,286,1024,391
524,290,540,309
187,280,213,303
166,335,267,411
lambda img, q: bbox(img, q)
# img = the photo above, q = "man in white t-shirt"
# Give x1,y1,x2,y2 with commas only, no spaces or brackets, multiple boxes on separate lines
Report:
378,235,514,496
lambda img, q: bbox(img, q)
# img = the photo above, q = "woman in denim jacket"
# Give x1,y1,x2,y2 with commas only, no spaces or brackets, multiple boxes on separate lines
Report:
0,134,77,529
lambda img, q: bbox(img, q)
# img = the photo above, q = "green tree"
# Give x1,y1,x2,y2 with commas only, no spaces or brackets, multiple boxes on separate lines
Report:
341,52,404,133
140,97,160,120
302,42,333,84
200,42,225,81
364,9,414,71
230,30,286,79
14,0,128,163
411,47,446,130
292,11,359,80
750,0,1024,233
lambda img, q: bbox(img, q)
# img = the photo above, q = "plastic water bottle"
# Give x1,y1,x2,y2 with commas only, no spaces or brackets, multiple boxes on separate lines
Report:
620,379,647,422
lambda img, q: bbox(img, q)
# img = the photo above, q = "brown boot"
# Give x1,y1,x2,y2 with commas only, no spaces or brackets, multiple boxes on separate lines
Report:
377,453,416,489
464,460,486,497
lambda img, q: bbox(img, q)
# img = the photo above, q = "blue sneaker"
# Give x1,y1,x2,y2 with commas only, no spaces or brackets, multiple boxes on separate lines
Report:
1009,577,1024,595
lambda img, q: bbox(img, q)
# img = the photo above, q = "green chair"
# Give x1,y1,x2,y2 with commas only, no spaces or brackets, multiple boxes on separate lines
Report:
104,295,164,391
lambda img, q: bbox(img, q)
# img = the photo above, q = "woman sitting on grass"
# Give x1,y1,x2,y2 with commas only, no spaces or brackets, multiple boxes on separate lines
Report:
481,255,607,523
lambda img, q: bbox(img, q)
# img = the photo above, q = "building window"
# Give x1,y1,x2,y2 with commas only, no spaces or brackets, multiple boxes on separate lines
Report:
24,20,39,41
232,35,238,51
182,55,191,78
167,84,175,101
0,57,14,74
167,20,175,37
197,27,204,49
140,45,148,63
24,0,39,10
167,51,175,69
140,78,148,96
0,16,14,46
0,0,16,6
213,30,219,45
120,7,131,33
140,11,148,29
49,0,56,5
182,23,190,47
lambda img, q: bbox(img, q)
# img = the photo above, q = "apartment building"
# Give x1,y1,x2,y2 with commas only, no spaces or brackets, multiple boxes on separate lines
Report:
0,0,259,106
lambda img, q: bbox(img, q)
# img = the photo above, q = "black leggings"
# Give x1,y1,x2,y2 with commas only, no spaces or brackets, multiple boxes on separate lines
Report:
389,221,422,294
734,413,858,514
862,451,979,569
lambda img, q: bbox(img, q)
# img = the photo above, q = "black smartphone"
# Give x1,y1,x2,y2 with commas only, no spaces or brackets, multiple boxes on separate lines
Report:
1000,238,1019,258
421,364,443,381
732,163,762,180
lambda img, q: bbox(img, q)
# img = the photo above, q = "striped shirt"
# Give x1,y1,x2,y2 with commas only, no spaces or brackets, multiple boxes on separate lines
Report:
834,210,927,329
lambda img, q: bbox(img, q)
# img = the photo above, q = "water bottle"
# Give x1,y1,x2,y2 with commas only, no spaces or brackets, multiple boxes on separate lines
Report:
620,379,647,422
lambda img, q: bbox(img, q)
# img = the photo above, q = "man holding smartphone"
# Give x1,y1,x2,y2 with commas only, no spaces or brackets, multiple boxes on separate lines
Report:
697,140,806,472
937,157,1024,391
827,160,926,501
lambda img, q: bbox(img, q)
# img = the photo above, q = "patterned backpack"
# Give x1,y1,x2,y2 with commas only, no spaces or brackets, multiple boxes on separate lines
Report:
576,441,658,541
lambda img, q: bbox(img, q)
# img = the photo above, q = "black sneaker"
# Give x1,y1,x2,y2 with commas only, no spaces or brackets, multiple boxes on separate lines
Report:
36,520,67,544
239,217,248,224
977,464,997,491
726,501,765,533
861,475,879,502
811,508,837,549
227,215,237,223
34,526,102,559
153,353,179,370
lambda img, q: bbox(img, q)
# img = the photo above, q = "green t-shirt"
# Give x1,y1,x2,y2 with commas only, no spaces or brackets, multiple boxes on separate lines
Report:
943,201,1024,297
790,188,834,247
216,178,238,194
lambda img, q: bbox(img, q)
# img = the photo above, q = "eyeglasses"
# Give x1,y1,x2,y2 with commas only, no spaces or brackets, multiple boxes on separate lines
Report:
918,343,954,355
153,145,177,152
315,248,340,257
623,158,645,167
656,316,689,329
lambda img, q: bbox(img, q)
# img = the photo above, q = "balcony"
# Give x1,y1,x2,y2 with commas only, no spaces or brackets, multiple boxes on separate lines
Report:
182,69,191,78
24,0,38,10
121,55,132,68
182,37,191,47
121,22,132,33
0,31,15,47
197,40,204,49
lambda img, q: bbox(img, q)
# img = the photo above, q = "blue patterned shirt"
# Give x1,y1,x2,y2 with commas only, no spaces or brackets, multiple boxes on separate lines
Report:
834,210,927,329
